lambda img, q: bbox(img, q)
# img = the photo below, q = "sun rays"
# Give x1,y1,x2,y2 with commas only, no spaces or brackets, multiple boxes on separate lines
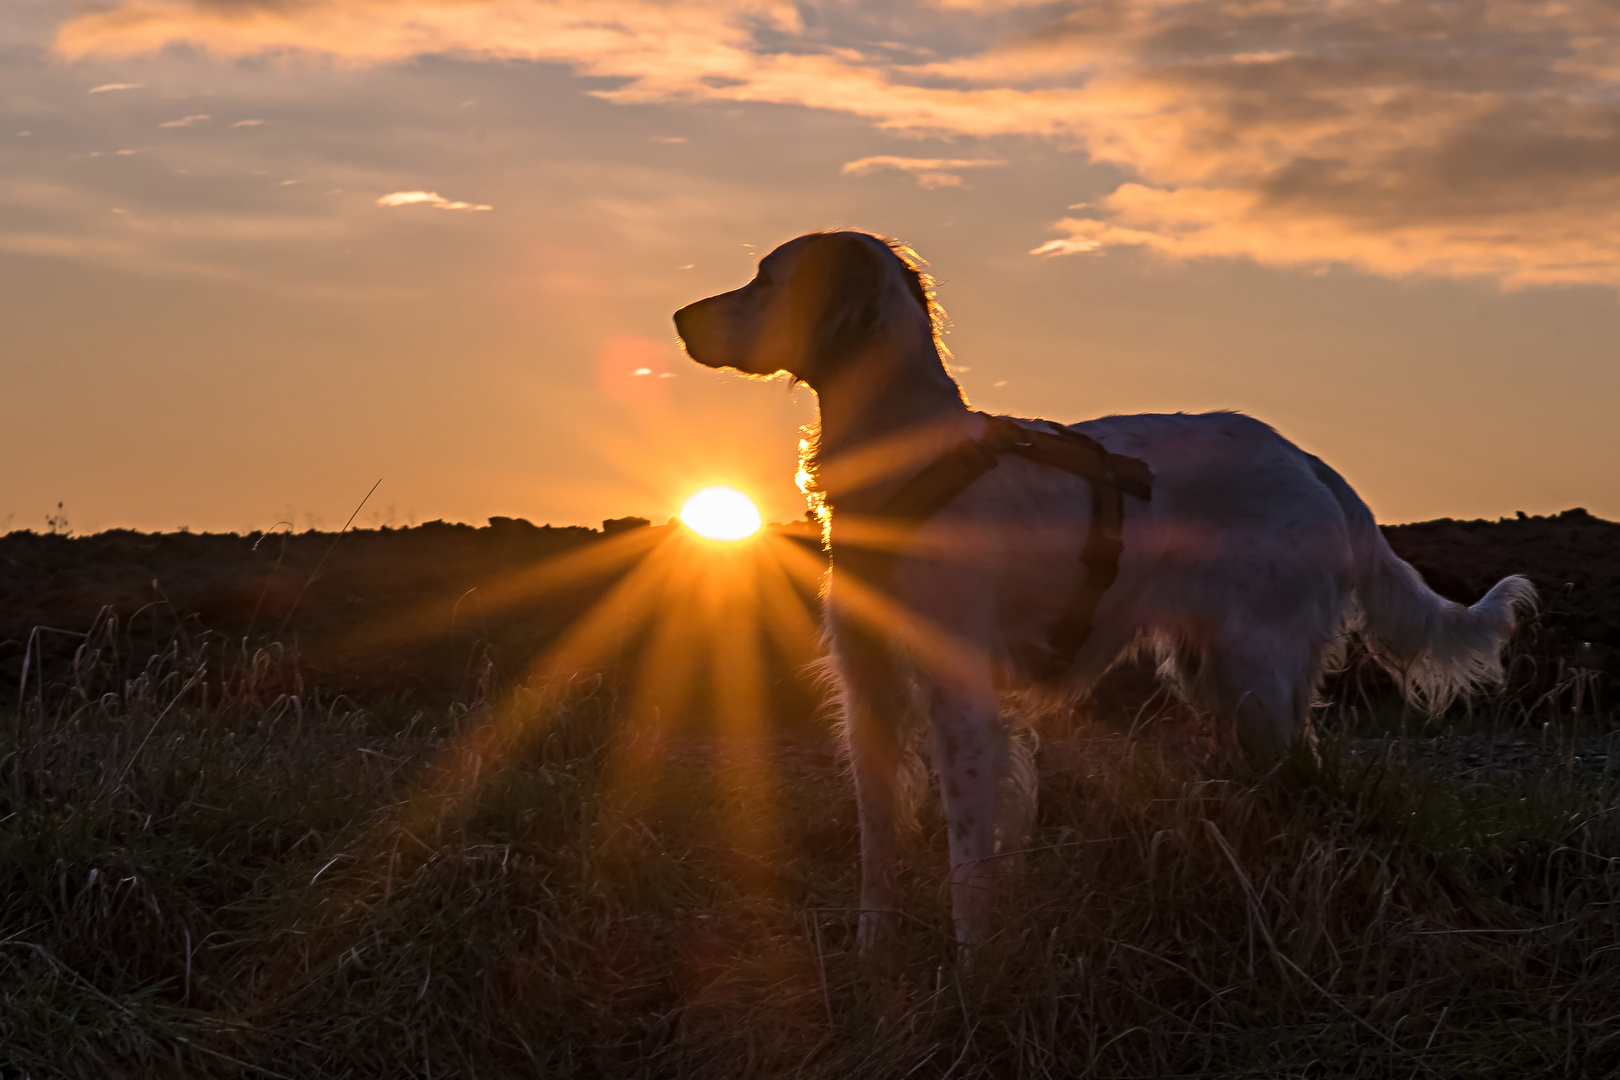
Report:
165,483,1029,1037
300,504,994,883
261,490,1011,925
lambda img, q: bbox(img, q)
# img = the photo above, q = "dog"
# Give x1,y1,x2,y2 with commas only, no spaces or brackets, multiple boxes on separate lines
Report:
673,230,1535,949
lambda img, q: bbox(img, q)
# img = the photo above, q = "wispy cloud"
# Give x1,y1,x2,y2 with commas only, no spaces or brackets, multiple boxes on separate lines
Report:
1029,237,1100,257
843,155,1005,189
229,119,263,128
376,191,492,211
87,82,143,93
158,113,210,128
52,0,1620,286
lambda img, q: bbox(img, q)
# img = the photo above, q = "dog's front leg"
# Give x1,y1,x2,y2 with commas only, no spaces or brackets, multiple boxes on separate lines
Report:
845,675,908,952
931,686,1006,947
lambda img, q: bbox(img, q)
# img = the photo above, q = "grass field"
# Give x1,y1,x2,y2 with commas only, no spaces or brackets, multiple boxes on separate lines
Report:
3,630,1618,1079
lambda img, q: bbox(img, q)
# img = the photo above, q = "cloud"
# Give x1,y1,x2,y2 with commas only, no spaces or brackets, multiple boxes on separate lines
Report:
158,114,210,128
1029,238,1099,257
843,155,1005,188
51,0,1620,286
843,156,1005,174
376,190,492,211
230,119,263,128
87,82,143,93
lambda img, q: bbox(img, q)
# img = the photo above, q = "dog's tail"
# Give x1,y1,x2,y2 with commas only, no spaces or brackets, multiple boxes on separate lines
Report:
1307,455,1537,712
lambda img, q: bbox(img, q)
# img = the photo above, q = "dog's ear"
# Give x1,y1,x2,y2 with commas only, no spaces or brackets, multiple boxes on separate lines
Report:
790,232,888,381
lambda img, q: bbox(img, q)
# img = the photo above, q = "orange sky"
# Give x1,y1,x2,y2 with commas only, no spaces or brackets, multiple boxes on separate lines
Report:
4,0,1618,533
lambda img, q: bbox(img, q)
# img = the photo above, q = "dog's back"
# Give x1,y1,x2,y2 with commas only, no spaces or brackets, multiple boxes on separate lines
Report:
980,409,1533,753
895,408,1531,759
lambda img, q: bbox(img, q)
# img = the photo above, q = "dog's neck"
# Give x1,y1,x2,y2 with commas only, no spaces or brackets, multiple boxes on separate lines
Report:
809,332,976,516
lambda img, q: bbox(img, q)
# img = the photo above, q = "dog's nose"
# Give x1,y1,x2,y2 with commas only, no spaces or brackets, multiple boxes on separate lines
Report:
672,303,696,345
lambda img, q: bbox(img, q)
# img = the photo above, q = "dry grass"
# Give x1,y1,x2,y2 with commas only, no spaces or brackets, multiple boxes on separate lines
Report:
4,620,1619,1078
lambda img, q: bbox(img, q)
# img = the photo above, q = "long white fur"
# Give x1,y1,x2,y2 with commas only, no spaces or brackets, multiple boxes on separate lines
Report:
673,230,1537,950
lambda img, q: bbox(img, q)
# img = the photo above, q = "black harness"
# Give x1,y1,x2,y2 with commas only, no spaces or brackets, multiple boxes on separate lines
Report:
832,412,1153,679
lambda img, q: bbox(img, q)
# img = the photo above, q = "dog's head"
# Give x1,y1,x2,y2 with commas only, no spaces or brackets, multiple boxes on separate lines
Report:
673,231,936,390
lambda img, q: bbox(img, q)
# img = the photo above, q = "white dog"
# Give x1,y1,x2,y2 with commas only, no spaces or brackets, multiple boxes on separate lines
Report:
673,230,1535,949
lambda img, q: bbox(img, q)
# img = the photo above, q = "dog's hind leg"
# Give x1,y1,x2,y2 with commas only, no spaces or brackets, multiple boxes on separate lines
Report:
1199,636,1318,765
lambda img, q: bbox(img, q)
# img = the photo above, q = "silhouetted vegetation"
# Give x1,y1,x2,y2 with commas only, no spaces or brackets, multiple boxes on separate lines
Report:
2,509,1616,1077
0,516,826,726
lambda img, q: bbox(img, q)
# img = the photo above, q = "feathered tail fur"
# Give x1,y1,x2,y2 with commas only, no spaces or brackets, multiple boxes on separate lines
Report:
1308,456,1538,711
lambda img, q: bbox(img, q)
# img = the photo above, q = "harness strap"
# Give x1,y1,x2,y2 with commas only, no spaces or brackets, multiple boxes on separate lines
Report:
876,430,1004,525
977,415,1150,676
839,412,1152,680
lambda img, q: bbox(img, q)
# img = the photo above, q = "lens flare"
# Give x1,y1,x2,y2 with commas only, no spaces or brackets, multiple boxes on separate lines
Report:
679,487,762,541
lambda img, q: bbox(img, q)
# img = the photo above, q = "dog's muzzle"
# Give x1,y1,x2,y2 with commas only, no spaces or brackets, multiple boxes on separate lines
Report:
673,302,720,369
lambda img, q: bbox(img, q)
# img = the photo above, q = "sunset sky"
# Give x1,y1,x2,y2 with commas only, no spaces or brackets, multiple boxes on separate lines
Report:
4,0,1618,535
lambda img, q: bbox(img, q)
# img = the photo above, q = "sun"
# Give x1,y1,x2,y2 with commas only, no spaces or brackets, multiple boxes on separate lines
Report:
679,487,762,541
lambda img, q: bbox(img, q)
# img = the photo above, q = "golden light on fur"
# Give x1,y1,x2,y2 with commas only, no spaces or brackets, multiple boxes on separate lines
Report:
679,487,762,541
